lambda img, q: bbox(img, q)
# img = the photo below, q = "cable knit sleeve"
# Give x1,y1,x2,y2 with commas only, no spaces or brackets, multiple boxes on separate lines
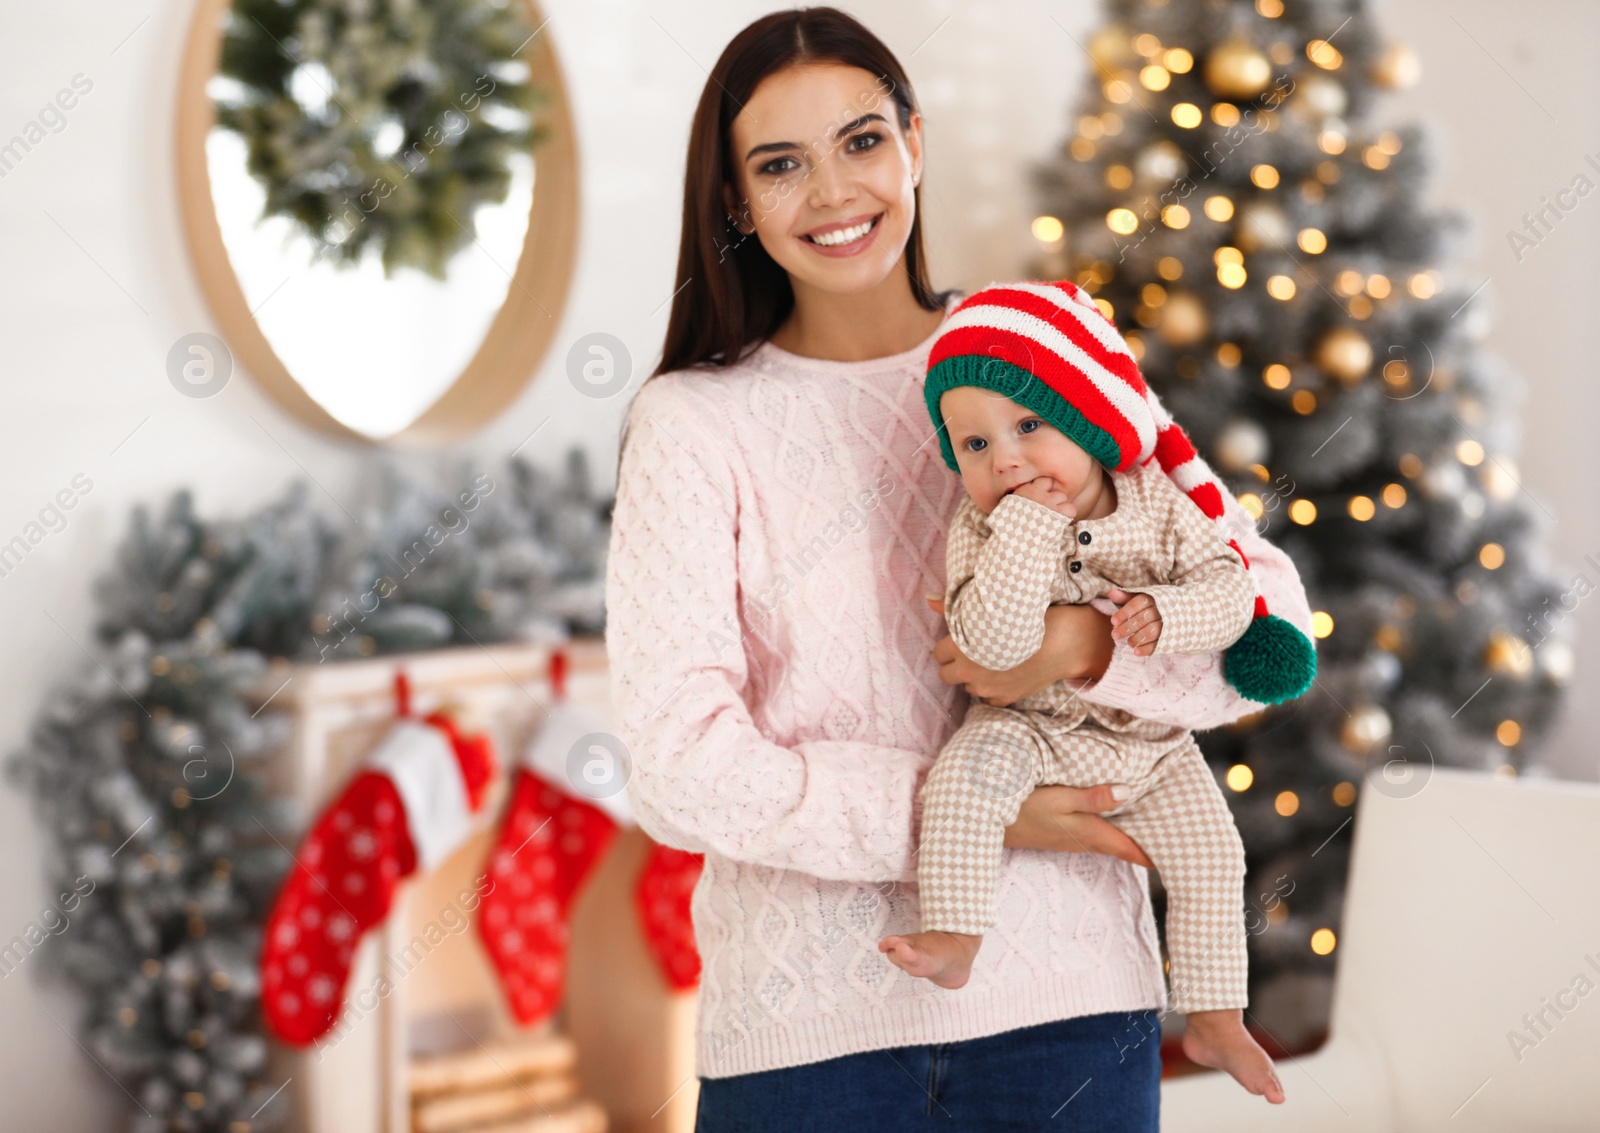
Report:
604,378,926,883
1070,471,1315,731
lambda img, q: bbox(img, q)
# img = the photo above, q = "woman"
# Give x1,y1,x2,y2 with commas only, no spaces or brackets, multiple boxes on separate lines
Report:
603,9,1314,1130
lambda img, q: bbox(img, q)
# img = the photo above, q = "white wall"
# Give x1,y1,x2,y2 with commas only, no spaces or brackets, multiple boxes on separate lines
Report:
0,0,1594,1124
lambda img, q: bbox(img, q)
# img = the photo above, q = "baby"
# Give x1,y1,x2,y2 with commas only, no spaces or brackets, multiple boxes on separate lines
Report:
878,280,1316,1104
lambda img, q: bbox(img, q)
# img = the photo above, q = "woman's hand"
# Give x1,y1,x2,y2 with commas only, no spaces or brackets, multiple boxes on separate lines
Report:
1003,783,1155,869
928,595,1117,706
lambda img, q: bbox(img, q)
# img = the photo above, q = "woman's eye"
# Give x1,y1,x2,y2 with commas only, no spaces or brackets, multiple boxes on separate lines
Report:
847,131,882,153
760,156,799,176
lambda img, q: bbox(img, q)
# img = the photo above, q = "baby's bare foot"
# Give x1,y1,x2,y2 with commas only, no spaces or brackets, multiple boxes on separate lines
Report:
877,930,982,989
1182,1009,1285,1104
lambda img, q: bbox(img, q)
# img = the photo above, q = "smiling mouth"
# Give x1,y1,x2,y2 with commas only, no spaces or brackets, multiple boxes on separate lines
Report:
804,214,882,246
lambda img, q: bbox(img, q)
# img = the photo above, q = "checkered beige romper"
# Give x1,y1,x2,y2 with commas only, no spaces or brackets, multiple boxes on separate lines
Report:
918,459,1259,1013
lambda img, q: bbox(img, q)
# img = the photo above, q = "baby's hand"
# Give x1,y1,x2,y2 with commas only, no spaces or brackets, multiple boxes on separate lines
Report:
1107,589,1162,656
1011,476,1077,518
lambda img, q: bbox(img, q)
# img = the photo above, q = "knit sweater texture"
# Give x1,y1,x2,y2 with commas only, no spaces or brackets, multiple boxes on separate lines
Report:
603,301,1316,1079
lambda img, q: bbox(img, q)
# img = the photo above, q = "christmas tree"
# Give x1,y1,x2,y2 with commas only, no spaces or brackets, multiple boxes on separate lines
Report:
1030,0,1573,1049
6,452,610,1132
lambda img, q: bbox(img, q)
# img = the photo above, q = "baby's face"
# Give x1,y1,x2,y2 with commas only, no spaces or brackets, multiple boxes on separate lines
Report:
940,386,1102,516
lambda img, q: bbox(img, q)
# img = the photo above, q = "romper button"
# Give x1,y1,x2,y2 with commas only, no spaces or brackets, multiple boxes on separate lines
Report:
1070,560,1082,573
1078,531,1092,545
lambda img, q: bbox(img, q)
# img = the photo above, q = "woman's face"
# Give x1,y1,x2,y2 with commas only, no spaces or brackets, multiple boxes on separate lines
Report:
725,62,922,296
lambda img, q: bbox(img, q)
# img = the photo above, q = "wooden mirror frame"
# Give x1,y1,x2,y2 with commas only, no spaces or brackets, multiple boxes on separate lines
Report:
175,0,580,448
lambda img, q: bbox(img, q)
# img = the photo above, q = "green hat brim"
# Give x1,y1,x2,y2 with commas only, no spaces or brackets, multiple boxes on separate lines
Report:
925,356,1124,472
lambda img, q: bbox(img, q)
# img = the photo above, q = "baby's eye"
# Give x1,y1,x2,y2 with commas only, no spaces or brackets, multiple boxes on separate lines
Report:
963,437,987,454
1018,419,1040,434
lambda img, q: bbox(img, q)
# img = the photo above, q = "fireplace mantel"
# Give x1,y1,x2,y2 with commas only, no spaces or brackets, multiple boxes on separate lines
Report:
246,638,697,1133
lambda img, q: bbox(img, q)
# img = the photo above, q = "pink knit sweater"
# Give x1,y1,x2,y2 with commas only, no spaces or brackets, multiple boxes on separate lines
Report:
603,304,1315,1079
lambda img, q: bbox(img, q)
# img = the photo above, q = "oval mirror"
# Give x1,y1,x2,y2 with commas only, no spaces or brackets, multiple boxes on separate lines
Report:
176,0,578,446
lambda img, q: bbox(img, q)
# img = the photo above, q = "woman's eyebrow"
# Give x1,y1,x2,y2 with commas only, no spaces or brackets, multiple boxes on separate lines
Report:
744,113,888,162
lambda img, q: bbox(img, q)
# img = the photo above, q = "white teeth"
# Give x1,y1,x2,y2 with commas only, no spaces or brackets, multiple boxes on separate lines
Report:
808,217,875,246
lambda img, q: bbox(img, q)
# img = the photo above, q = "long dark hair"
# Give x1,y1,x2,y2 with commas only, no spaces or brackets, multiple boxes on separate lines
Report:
651,7,950,380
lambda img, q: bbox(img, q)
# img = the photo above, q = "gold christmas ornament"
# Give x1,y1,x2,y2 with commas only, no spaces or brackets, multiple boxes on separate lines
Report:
1296,73,1348,120
1483,630,1533,678
1089,25,1136,70
1215,419,1270,472
1479,460,1520,500
1234,202,1291,253
1342,704,1392,754
1136,140,1186,183
1204,39,1273,100
1541,640,1575,683
1315,326,1372,385
1158,290,1209,347
1371,42,1421,90
1419,460,1467,502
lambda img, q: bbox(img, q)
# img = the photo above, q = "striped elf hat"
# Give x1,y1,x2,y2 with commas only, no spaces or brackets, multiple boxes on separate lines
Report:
924,279,1316,706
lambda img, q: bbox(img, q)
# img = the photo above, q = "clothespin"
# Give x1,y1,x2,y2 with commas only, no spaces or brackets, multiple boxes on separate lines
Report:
549,646,569,703
393,667,412,718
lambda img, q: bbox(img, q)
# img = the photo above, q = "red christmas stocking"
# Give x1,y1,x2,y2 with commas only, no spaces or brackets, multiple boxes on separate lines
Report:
478,769,618,1024
479,649,704,1024
260,680,495,1046
635,844,703,989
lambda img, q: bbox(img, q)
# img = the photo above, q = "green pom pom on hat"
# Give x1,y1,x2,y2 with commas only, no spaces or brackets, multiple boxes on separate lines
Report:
1223,614,1318,705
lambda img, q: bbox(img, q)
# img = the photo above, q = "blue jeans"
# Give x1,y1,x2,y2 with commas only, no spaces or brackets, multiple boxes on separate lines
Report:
693,1009,1162,1132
